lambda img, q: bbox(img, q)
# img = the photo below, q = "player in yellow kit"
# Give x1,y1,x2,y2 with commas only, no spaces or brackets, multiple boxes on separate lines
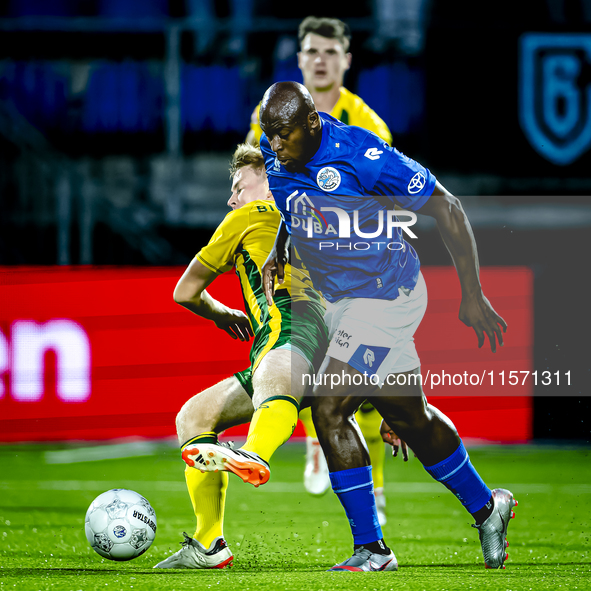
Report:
154,144,328,569
248,16,391,522
248,16,392,147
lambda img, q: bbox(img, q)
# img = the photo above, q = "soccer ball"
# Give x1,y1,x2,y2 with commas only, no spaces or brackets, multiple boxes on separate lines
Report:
85,489,157,561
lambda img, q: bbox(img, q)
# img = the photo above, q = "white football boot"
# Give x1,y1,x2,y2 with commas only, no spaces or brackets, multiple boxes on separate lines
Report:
303,437,330,496
374,487,387,526
182,442,270,487
472,488,518,569
153,533,233,569
329,546,398,572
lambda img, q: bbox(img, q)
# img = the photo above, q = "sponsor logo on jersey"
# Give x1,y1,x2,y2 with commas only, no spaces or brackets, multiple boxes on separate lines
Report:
287,191,314,216
286,191,418,249
316,167,342,192
350,344,391,378
334,329,352,348
408,171,426,194
363,348,375,367
519,33,591,165
364,147,383,160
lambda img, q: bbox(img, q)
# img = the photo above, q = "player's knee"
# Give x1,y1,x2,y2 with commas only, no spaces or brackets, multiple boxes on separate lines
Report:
175,406,187,437
252,373,292,406
175,400,196,434
175,394,211,436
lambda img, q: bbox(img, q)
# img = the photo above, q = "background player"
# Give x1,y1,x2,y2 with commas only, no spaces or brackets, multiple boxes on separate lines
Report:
259,82,517,572
154,143,327,569
248,16,392,519
248,16,391,147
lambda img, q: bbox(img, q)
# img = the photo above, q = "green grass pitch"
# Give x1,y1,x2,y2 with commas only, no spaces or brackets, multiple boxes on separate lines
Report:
0,442,589,590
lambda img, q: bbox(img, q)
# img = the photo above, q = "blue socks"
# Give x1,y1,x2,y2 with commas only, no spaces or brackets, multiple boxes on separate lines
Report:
424,441,492,515
330,442,491,548
329,466,383,545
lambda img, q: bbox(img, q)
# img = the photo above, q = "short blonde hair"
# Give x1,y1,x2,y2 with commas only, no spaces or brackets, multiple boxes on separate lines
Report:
230,143,266,178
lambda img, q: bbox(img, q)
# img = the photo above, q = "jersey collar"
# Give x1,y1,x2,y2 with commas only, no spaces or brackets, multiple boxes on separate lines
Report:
306,113,332,169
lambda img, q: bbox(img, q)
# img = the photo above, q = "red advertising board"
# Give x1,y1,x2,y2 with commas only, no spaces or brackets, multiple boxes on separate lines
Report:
0,266,533,443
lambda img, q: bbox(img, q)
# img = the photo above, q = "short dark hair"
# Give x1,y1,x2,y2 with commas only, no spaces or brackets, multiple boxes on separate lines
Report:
298,16,351,52
230,143,266,178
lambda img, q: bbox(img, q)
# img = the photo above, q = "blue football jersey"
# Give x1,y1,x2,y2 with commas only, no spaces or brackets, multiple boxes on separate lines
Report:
261,113,436,302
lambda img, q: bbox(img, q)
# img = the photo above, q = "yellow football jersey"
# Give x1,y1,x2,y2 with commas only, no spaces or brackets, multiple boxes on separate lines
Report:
250,86,392,146
196,199,312,332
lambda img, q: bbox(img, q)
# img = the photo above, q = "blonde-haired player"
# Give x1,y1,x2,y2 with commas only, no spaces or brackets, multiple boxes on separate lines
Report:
248,16,391,523
154,143,327,569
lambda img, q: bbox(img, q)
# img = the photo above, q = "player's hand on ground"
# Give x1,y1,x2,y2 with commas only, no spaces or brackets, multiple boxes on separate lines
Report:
380,420,409,461
459,292,507,353
214,309,254,341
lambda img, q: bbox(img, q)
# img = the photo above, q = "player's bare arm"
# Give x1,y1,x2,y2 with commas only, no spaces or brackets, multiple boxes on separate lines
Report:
416,182,507,352
262,219,290,305
174,257,254,342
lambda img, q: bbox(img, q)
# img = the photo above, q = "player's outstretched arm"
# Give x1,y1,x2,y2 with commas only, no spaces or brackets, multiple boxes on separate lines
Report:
174,258,254,341
262,219,289,306
416,182,507,352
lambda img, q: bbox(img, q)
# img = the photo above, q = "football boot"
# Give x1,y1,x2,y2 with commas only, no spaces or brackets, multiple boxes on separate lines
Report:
472,488,518,569
153,533,233,569
329,546,398,572
182,442,270,487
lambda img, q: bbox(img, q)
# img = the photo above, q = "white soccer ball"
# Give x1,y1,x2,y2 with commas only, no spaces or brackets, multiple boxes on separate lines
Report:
85,489,157,561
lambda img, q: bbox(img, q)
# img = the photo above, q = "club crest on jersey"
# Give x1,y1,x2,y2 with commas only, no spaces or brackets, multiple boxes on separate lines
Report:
316,167,341,192
519,33,591,166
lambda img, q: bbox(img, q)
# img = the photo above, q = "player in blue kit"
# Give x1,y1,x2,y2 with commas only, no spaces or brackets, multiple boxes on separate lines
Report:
256,81,517,572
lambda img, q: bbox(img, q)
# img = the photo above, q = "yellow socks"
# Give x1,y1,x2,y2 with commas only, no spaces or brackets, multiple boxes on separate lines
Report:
180,397,298,546
355,404,386,490
242,396,299,463
181,432,228,548
184,465,228,548
298,405,318,438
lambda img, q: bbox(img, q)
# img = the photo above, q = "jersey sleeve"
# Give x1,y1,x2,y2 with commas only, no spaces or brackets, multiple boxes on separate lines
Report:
196,209,248,274
353,102,392,146
249,104,263,145
369,146,436,211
